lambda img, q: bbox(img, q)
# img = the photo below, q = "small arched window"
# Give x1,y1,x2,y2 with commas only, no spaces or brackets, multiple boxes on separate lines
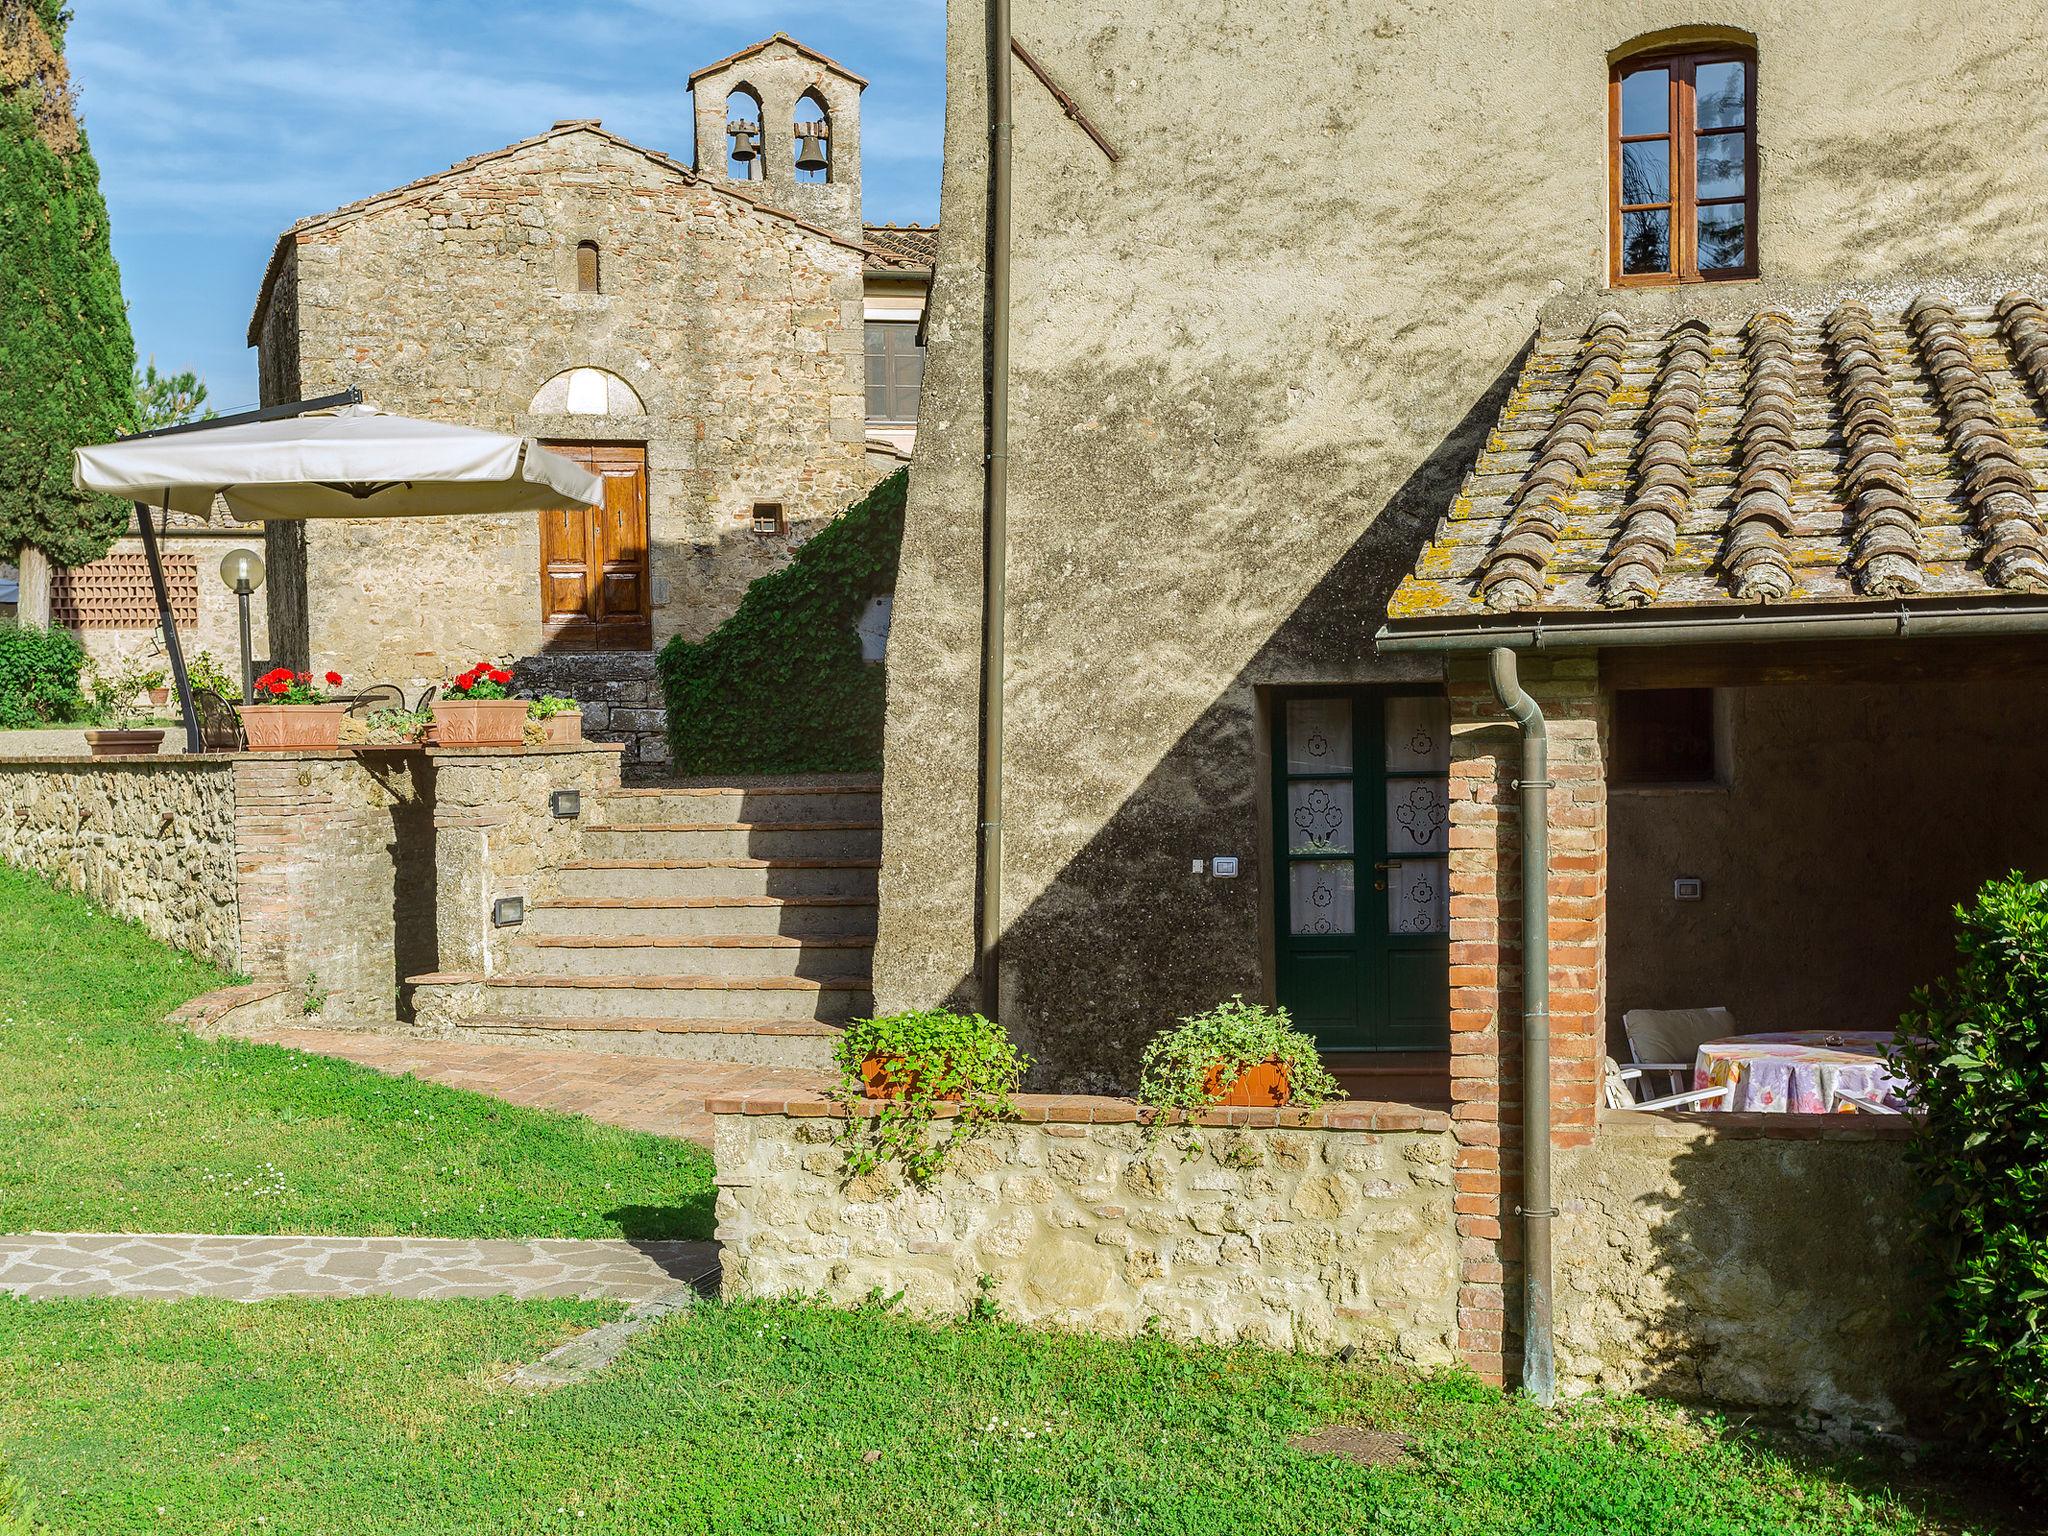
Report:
1611,46,1756,285
576,241,601,294
793,92,831,184
725,86,765,180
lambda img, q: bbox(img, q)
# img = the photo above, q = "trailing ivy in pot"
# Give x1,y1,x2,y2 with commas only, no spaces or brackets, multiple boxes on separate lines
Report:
832,1009,1031,1184
1137,996,1342,1134
530,694,583,745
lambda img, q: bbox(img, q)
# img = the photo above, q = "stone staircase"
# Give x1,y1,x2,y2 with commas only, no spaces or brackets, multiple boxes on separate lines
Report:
406,781,879,1070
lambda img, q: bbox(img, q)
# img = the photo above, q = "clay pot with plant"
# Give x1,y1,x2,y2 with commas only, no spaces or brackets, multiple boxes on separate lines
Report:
431,663,528,747
241,669,350,750
530,694,584,745
832,1009,1032,1184
1137,996,1342,1134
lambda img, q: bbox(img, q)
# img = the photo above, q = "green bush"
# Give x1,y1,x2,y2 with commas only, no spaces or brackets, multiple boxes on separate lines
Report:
658,469,905,774
1895,871,2048,1484
0,624,87,727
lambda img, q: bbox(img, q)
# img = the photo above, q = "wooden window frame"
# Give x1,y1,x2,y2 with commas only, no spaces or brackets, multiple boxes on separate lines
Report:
1609,48,1758,287
751,501,785,536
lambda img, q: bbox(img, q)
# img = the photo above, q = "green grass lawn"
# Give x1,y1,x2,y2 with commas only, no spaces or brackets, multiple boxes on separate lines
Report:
0,862,712,1239
0,1293,2017,1536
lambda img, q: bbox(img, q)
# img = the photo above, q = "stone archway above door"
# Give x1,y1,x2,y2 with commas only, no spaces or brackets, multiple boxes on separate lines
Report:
528,367,646,416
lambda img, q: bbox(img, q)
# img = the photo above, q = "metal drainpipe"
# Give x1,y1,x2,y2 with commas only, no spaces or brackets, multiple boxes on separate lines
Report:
977,0,1015,1018
1488,646,1554,1405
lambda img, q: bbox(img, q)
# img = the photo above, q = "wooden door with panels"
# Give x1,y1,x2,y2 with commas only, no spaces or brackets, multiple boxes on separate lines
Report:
1272,688,1452,1101
539,441,650,651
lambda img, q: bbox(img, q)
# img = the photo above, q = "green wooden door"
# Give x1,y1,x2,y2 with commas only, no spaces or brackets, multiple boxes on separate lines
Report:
1272,688,1451,1054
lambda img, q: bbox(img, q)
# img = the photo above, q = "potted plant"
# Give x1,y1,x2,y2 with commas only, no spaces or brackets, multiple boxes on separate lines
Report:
1137,996,1343,1125
431,662,528,747
833,1009,1032,1183
242,669,350,751
530,694,584,745
83,658,165,758
137,666,169,706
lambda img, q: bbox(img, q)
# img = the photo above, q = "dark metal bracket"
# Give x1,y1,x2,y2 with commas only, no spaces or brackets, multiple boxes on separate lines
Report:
1011,39,1121,163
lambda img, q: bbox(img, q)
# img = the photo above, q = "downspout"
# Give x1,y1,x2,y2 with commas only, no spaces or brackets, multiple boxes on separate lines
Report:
978,0,1014,1017
1488,646,1554,1406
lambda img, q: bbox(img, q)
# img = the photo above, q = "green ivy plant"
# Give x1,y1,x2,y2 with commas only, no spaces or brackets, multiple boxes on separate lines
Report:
1894,871,2048,1488
529,695,579,719
658,469,905,773
1136,996,1342,1140
832,1008,1031,1185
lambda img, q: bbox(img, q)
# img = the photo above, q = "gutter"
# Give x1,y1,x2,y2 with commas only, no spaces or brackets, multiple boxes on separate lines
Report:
1374,596,2048,653
1487,648,1553,1408
977,0,1015,1017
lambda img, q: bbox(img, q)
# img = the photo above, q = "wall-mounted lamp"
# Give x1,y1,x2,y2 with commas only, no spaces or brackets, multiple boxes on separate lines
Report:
492,895,526,927
217,548,266,705
550,789,581,819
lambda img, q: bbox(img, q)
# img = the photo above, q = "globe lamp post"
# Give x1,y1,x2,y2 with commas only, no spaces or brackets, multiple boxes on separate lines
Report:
218,548,265,705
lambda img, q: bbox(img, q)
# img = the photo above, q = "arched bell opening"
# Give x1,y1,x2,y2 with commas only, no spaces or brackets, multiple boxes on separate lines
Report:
724,85,765,180
793,90,831,184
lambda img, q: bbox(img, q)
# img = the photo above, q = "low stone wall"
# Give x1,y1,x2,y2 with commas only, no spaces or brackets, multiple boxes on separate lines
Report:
712,1094,1462,1362
511,654,668,772
0,755,240,967
1555,1110,1933,1427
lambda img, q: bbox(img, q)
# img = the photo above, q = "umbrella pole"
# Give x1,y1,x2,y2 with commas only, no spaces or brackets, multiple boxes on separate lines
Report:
136,499,202,754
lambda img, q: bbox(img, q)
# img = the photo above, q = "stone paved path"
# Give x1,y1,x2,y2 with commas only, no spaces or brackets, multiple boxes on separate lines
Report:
0,1233,720,1302
222,1026,833,1145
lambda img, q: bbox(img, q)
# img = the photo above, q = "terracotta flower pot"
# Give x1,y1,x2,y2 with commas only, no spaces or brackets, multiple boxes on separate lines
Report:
84,729,164,759
541,710,584,745
860,1052,964,1102
241,704,348,752
1201,1055,1293,1107
147,687,170,705
431,699,529,747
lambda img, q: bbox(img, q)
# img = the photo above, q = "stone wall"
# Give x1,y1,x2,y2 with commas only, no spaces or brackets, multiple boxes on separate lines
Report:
1556,1112,1933,1429
510,654,667,772
0,756,239,967
712,1095,1461,1360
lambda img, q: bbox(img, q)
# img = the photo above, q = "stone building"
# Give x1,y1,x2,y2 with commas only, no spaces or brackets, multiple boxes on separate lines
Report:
246,33,932,765
874,4,2048,1395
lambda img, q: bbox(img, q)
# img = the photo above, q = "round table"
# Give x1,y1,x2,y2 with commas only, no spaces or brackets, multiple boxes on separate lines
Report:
1693,1031,1910,1114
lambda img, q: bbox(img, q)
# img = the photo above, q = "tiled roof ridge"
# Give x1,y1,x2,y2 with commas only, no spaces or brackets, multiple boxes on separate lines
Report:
1824,300,1923,596
1477,311,1629,611
1723,309,1801,602
1911,295,2048,592
1602,318,1712,607
686,33,869,89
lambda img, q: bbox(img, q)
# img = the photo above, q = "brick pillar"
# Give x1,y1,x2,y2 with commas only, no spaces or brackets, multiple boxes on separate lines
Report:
1444,650,1605,1384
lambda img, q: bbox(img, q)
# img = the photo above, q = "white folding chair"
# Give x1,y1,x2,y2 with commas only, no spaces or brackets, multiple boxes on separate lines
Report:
1623,1006,1740,1099
1604,1056,1733,1113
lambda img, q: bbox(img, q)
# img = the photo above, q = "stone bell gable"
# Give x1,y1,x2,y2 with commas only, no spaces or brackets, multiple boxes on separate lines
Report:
690,33,867,245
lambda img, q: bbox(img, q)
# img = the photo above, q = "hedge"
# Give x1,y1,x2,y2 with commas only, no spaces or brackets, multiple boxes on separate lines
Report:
1896,871,2048,1486
0,622,87,727
657,469,906,774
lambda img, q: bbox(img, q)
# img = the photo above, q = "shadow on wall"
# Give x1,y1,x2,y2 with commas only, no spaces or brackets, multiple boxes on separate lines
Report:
926,345,1528,1094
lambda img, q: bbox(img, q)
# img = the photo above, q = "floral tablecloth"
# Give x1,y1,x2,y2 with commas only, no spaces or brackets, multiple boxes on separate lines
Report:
1693,1031,1911,1113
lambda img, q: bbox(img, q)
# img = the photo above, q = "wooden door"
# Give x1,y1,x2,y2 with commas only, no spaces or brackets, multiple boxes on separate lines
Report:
1272,688,1451,1055
539,442,650,651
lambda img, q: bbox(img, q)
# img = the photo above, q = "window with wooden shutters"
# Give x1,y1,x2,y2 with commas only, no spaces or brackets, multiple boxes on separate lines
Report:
1611,48,1757,285
864,321,925,424
576,241,601,294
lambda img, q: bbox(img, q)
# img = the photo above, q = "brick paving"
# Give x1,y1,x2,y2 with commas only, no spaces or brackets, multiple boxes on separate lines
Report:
0,1233,719,1302
225,1025,834,1144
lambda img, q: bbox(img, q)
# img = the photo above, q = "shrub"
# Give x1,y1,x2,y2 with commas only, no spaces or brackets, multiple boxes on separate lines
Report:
658,468,905,774
832,1008,1030,1184
1137,996,1343,1130
0,623,87,726
1895,871,2048,1484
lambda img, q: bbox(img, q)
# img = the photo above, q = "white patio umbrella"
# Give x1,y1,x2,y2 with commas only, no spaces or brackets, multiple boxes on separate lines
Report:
71,399,604,751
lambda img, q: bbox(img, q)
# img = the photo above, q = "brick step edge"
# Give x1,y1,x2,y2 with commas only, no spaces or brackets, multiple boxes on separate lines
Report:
515,935,875,949
534,897,878,909
708,1091,1451,1133
560,859,883,871
606,785,883,797
587,822,883,833
406,972,873,992
436,1015,845,1039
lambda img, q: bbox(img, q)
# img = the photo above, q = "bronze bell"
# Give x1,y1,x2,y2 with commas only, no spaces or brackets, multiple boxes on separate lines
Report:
726,118,760,163
794,122,830,173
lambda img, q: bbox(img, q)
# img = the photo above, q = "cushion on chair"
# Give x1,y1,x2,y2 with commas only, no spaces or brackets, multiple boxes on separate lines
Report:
1623,1006,1738,1067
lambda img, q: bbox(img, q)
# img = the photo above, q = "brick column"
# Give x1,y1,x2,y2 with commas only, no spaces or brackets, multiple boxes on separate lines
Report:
1444,650,1606,1384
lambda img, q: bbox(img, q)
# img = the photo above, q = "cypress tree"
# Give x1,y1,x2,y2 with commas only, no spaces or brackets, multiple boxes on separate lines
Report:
0,0,135,569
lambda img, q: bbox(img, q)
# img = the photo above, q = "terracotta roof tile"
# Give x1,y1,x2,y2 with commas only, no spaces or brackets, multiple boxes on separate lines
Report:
862,223,937,270
1389,294,2048,623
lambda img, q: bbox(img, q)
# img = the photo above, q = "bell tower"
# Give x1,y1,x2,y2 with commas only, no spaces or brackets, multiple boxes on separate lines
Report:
690,33,865,245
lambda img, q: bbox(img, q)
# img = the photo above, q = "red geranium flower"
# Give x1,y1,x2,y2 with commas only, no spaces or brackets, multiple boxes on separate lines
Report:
268,680,288,695
325,671,343,686
490,669,511,685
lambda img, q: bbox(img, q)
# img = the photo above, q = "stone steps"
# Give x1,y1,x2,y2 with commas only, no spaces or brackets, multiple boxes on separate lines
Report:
581,822,884,862
511,932,875,978
409,971,873,1024
396,1014,843,1070
524,896,878,938
599,785,882,826
555,859,881,900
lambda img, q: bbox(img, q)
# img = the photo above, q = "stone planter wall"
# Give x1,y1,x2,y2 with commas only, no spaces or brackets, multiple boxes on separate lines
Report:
0,755,239,966
712,1093,1462,1362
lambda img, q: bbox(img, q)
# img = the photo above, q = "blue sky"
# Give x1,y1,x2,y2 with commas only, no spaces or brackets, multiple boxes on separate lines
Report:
66,0,947,414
